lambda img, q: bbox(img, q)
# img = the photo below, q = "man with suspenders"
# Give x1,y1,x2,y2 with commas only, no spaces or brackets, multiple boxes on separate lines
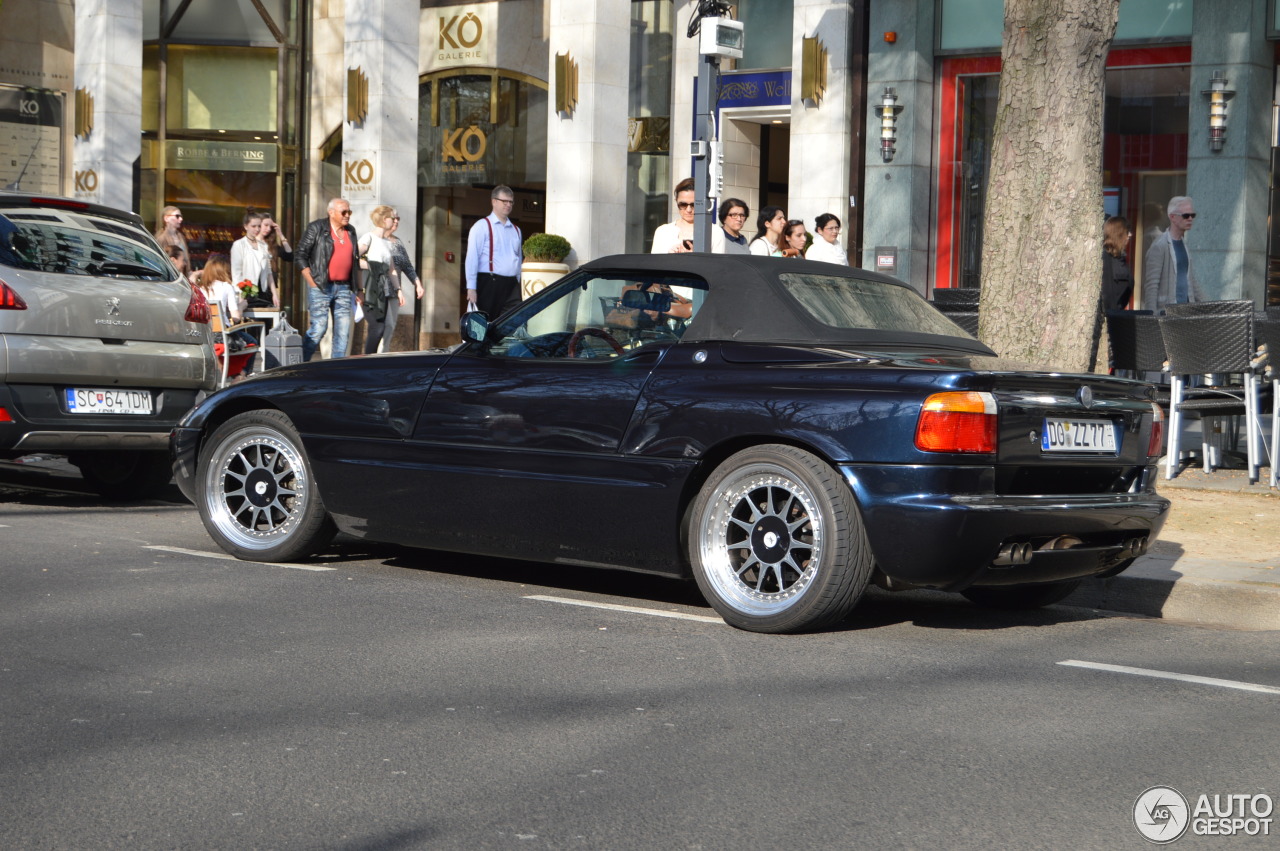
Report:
465,185,524,319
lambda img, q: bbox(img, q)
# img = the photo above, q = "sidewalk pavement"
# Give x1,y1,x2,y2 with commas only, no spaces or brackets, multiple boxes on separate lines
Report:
1062,464,1280,630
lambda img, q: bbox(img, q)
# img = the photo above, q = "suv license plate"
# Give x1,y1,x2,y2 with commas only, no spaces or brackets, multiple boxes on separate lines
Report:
1041,417,1116,453
66,388,154,415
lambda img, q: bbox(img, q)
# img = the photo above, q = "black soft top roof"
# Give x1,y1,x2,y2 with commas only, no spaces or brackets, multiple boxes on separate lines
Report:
580,253,993,353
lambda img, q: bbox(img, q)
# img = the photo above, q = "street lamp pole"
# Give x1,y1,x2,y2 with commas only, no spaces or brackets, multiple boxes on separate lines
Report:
688,3,742,253
692,53,718,253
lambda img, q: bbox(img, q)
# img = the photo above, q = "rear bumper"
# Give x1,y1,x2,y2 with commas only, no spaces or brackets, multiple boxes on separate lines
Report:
841,464,1170,591
0,383,200,454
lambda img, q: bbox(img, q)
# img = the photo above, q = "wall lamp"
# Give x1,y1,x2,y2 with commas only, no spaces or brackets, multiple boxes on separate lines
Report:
874,87,904,163
1202,70,1235,152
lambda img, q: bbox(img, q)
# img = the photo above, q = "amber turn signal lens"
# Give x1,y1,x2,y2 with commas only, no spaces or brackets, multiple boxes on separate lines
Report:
914,391,997,453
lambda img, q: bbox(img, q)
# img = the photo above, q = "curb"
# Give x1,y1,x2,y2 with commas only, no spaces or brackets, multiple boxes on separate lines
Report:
1066,554,1280,630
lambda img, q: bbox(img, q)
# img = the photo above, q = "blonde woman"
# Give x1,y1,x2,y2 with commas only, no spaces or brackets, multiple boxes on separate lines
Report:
154,206,190,272
357,205,403,354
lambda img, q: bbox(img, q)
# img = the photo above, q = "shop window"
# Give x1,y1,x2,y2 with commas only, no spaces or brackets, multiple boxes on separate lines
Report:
939,0,1193,52
418,72,547,189
145,0,293,44
935,49,1190,293
736,0,793,70
166,45,278,135
627,0,674,253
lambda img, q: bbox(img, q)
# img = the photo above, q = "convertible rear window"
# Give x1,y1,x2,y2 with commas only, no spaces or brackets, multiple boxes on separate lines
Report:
779,273,974,338
0,211,174,280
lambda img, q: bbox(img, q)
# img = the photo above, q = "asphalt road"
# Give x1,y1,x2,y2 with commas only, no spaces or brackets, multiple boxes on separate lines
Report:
3,459,1280,850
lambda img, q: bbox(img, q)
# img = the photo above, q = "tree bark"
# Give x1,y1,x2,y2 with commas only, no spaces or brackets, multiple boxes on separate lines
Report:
977,0,1119,373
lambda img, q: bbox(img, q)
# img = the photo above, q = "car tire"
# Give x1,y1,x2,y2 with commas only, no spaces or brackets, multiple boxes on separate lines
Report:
72,450,173,500
960,579,1082,610
196,410,335,562
688,444,874,633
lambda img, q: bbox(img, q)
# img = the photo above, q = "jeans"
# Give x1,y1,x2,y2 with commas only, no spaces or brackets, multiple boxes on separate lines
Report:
363,296,402,355
303,282,353,361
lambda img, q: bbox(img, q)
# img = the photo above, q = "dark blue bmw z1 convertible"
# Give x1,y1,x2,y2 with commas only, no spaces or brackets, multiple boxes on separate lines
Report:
172,254,1168,633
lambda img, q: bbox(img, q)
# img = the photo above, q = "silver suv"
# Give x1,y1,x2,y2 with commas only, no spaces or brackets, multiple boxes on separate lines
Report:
0,193,216,498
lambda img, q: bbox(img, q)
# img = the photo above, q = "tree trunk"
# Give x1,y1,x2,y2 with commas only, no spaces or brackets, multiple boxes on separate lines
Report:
978,0,1119,373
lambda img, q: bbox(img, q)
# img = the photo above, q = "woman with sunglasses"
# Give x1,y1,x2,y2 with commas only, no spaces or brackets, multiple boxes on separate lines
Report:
805,213,848,265
1142,196,1204,314
650,177,696,253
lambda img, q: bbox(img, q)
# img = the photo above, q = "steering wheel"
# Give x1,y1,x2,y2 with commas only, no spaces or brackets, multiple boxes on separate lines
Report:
567,327,624,358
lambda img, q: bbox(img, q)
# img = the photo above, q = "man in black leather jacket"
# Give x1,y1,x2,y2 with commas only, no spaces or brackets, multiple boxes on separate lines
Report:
296,198,361,360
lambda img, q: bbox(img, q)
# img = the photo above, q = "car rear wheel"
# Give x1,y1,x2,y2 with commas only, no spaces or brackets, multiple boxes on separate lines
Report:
688,444,874,633
72,450,173,500
196,410,334,561
960,579,1082,610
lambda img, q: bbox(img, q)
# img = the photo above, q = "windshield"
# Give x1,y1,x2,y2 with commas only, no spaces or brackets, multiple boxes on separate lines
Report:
0,210,174,279
779,272,974,338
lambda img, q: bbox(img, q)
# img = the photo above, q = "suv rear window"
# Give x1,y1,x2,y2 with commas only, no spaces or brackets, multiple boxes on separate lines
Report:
0,210,174,280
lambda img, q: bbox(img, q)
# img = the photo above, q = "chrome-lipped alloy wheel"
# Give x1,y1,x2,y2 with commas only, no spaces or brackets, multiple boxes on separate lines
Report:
698,463,824,617
204,426,309,552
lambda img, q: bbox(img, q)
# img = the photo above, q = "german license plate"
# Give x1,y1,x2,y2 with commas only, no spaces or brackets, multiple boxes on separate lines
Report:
1041,417,1116,453
66,388,153,415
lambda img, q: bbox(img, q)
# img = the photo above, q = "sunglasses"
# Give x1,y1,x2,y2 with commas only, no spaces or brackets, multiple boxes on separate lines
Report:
1176,213,1196,220
725,212,747,218
676,201,695,210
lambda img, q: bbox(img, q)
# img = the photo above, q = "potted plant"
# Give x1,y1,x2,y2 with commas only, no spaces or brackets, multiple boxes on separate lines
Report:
521,233,572,299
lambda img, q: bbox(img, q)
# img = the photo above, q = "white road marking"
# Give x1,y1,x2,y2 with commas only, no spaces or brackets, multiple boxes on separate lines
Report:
1059,660,1280,694
143,545,336,572
525,594,724,624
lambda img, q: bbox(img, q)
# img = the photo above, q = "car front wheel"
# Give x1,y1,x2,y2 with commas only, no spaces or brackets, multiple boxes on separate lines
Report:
196,410,334,561
688,444,874,633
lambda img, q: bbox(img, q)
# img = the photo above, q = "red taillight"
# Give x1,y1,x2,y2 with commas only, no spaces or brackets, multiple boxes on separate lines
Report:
915,391,998,453
0,406,12,422
185,284,210,324
0,279,28,310
1147,402,1164,458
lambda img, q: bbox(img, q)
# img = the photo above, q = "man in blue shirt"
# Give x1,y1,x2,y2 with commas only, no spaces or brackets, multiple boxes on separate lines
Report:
465,185,523,318
1142,195,1204,313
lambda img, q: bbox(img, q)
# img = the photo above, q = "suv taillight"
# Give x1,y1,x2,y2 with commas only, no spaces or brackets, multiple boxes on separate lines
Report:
0,278,28,310
185,285,210,324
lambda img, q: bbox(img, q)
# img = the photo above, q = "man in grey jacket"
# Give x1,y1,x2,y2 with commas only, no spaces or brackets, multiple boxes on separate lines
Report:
1142,195,1204,314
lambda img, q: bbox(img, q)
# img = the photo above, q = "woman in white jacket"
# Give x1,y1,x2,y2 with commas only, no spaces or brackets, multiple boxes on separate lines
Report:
230,210,276,307
805,213,848,265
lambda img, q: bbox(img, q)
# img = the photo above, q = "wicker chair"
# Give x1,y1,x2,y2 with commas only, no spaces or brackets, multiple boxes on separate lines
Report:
929,289,980,337
1158,309,1264,482
1107,310,1166,374
1165,299,1256,317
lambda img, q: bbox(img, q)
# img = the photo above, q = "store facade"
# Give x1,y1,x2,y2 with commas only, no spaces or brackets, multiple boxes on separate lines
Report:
5,0,1279,354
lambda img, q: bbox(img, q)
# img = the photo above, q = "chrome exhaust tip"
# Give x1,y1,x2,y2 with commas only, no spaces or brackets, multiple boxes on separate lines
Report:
992,542,1034,566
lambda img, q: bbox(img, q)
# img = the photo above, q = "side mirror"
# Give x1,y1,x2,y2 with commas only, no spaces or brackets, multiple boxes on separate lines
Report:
461,310,490,344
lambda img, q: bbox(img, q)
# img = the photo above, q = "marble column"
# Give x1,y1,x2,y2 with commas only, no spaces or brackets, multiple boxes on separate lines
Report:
788,0,856,263
863,1,935,293
546,0,630,265
343,0,420,348
1185,0,1272,304
72,0,141,210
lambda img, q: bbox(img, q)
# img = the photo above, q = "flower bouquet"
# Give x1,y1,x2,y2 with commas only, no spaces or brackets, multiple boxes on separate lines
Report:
236,279,259,298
